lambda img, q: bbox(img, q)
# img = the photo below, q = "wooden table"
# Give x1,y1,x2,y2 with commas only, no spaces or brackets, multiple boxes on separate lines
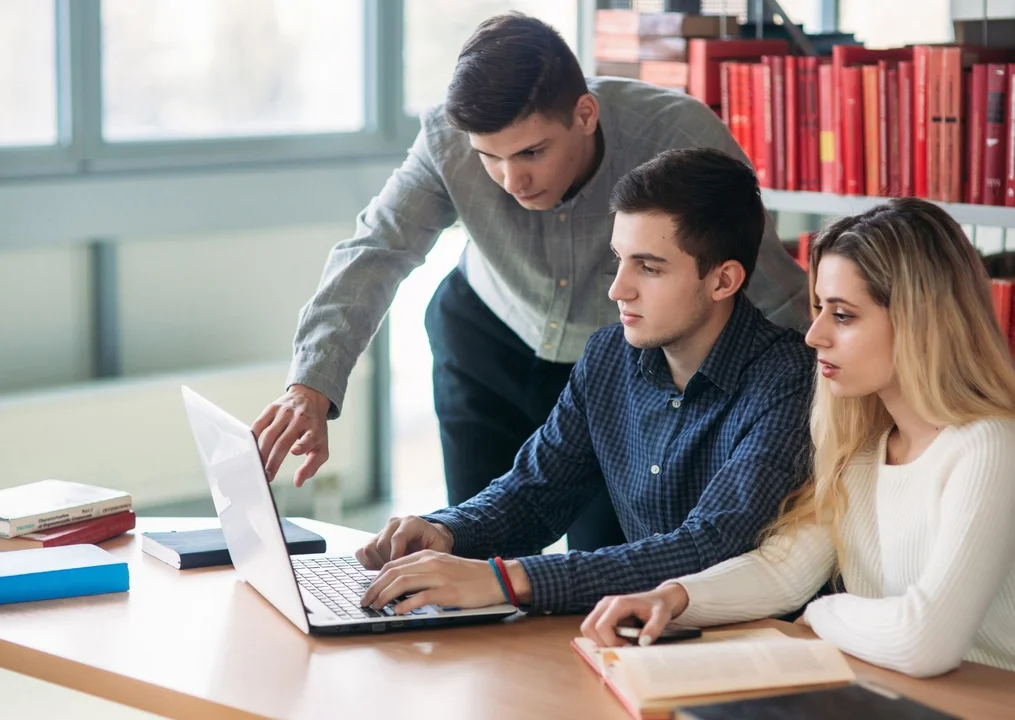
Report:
0,518,1012,719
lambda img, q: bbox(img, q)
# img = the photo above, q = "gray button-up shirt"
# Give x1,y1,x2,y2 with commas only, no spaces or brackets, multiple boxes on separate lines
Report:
287,77,809,415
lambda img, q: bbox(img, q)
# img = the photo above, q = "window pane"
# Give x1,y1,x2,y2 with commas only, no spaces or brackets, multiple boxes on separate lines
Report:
839,0,952,49
403,1,578,116
0,0,57,146
101,0,364,141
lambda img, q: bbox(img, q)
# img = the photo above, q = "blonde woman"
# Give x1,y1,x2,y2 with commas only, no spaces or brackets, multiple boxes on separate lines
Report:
581,197,1015,677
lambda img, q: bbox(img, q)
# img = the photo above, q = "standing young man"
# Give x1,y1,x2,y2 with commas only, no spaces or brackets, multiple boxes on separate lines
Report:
253,13,809,552
355,148,815,615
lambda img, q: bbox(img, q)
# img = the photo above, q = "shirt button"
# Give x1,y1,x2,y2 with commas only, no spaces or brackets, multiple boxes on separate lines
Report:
671,400,681,409
543,343,553,349
558,279,568,288
549,321,559,329
558,213,568,221
650,464,660,475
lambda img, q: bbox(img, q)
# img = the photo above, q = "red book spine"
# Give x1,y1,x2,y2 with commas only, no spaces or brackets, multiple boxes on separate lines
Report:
34,511,136,548
739,64,754,164
878,61,890,196
927,47,943,200
844,66,865,196
720,61,732,128
941,47,962,202
785,55,799,191
888,66,901,197
806,58,821,192
984,63,1007,206
1006,64,1015,206
771,56,787,189
797,232,811,271
819,63,836,193
968,64,988,204
899,61,915,196
752,62,774,187
913,47,930,198
862,65,881,196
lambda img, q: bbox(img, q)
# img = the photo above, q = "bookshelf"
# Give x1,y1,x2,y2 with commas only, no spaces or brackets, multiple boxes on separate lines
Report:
763,189,1015,228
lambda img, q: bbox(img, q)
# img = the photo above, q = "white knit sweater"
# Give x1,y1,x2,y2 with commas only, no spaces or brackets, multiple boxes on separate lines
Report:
673,418,1015,677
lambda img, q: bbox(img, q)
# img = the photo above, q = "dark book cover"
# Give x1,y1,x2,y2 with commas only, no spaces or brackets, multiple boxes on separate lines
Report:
676,684,957,720
141,519,327,570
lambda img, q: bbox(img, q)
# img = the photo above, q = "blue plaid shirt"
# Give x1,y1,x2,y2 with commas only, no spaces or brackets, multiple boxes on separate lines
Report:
423,296,815,614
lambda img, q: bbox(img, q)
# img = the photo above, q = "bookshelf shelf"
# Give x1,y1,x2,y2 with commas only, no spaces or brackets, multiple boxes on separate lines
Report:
762,189,1015,227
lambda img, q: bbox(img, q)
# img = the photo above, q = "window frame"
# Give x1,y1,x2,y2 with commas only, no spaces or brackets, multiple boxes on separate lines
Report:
0,0,420,181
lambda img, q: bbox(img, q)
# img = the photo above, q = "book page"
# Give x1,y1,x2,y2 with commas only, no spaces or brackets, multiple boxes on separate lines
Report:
618,637,855,701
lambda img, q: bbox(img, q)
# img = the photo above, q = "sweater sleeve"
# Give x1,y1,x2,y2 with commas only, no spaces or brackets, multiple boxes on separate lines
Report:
802,421,1015,677
671,520,836,627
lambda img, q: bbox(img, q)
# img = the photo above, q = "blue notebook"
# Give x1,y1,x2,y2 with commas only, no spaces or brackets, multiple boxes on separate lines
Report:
140,518,327,569
0,544,130,605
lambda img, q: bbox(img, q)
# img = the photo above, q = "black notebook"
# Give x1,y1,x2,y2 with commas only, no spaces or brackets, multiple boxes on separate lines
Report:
678,684,958,720
141,519,327,570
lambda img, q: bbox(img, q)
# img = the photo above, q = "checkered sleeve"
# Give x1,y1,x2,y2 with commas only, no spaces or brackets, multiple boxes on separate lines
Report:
422,352,605,560
516,370,814,614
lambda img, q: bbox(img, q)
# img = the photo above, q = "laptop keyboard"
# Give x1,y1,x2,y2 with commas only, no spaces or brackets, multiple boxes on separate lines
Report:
292,556,431,620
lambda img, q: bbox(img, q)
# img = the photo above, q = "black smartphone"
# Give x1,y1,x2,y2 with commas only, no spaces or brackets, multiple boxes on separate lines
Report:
615,619,702,645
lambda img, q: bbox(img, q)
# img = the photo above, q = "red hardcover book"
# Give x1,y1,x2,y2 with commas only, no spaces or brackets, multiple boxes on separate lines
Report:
862,65,881,196
805,58,821,192
899,60,915,196
992,279,1013,337
888,66,901,196
984,63,1008,206
767,56,787,189
913,46,931,198
738,64,754,164
1006,64,1015,206
785,55,799,191
797,232,812,271
720,61,733,128
940,47,962,202
752,62,774,187
832,46,913,194
926,47,944,200
877,61,891,196
819,63,836,193
727,63,743,152
843,67,865,196
0,510,136,552
688,38,789,110
968,64,988,204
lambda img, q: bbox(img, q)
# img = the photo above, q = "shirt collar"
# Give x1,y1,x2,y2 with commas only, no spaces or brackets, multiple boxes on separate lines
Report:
635,295,762,397
556,82,615,210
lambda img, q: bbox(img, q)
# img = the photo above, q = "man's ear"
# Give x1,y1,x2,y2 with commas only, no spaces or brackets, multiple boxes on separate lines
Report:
573,93,599,135
709,261,747,301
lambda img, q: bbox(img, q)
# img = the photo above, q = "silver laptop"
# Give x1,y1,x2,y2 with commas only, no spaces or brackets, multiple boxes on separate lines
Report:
180,385,517,635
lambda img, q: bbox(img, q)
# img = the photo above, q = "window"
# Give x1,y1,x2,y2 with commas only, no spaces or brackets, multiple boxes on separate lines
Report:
0,0,57,147
838,0,952,49
403,0,578,116
101,0,365,141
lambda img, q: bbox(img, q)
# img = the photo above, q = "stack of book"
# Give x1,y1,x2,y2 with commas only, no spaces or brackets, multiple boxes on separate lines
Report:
0,479,135,552
594,9,743,94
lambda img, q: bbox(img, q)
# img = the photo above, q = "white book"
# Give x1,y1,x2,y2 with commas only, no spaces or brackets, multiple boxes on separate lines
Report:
0,480,133,538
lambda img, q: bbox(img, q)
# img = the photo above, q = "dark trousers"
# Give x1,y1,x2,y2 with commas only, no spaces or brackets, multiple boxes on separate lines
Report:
424,268,626,552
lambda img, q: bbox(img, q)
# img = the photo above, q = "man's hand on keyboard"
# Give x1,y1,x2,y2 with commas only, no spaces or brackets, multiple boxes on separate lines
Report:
355,516,454,570
359,550,516,614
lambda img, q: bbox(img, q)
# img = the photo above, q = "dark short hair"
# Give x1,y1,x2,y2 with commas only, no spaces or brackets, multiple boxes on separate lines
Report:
445,13,588,134
610,148,765,286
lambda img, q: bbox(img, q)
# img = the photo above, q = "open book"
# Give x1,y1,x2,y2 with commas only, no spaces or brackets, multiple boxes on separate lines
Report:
572,628,856,720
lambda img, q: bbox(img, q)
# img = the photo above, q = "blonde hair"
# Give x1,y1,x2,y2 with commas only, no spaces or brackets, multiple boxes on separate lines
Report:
765,198,1015,571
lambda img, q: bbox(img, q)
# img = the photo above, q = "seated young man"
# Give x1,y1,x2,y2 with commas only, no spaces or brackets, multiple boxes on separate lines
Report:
357,148,815,615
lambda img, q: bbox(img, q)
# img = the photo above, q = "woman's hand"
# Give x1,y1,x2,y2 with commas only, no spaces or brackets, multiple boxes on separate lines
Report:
580,583,690,647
